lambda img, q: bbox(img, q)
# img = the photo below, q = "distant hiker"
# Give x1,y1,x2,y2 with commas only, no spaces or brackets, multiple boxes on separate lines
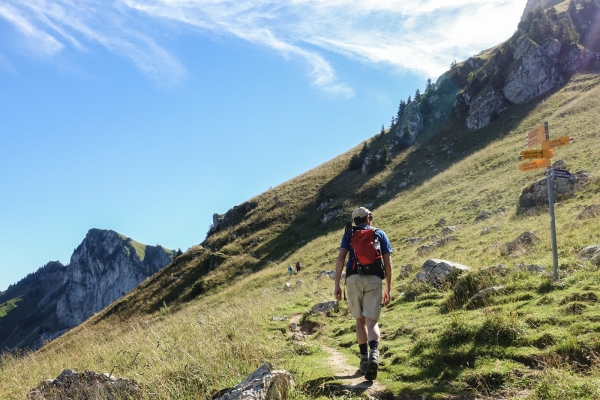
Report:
334,207,393,381
288,265,293,276
295,261,302,274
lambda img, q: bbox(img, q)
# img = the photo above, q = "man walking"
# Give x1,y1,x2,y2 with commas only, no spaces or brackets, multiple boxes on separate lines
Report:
334,207,393,381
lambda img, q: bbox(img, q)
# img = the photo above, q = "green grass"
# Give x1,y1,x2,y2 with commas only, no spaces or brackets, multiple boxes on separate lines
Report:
0,297,21,318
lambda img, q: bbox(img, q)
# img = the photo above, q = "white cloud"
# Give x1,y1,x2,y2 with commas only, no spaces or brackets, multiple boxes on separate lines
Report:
0,0,528,90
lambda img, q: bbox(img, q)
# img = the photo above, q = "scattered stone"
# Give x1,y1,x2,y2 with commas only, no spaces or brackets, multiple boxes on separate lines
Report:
436,218,447,227
291,333,306,341
317,270,336,280
483,264,510,276
295,280,303,286
578,205,600,220
415,259,471,288
405,236,427,245
481,225,500,235
400,264,414,278
465,285,505,309
578,244,600,265
289,322,298,331
284,283,292,291
417,236,457,255
310,301,339,314
516,264,546,273
475,211,492,222
320,208,345,224
28,369,140,400
441,226,459,235
501,231,540,257
216,363,294,400
272,316,286,322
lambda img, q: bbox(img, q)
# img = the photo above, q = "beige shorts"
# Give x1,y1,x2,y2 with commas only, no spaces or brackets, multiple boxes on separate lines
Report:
345,274,383,321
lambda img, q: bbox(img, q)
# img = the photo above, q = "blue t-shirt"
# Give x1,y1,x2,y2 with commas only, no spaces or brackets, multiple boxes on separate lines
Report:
340,225,392,279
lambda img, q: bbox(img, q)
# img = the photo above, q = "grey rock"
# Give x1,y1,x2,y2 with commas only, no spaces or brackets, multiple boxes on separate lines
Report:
56,229,173,328
578,205,600,220
501,231,540,257
516,264,546,273
436,218,447,227
475,211,492,222
519,167,591,210
417,236,457,255
217,363,294,400
441,226,459,236
415,259,471,287
320,208,344,224
504,36,563,105
466,285,505,309
284,283,292,291
395,101,423,145
317,270,336,280
400,264,414,278
465,89,508,130
291,333,306,341
311,301,339,314
579,245,600,265
481,225,500,235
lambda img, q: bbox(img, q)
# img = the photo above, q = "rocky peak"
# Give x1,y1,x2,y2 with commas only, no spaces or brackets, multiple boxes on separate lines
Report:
56,229,173,327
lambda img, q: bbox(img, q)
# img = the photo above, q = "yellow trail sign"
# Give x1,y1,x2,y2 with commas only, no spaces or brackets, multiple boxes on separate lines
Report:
519,158,551,172
542,136,572,149
520,149,553,159
526,125,546,148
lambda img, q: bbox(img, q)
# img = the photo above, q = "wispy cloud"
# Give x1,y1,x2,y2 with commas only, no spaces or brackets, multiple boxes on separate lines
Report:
0,0,526,91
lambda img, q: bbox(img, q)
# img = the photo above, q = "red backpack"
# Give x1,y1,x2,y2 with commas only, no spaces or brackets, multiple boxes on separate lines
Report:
348,225,384,275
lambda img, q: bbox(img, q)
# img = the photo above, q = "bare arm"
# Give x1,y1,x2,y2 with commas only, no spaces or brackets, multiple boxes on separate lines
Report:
334,248,348,301
382,252,392,305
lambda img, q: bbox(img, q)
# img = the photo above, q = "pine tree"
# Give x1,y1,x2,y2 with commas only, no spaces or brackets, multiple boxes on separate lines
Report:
397,99,406,120
556,14,580,44
414,88,421,103
425,78,432,92
407,95,412,104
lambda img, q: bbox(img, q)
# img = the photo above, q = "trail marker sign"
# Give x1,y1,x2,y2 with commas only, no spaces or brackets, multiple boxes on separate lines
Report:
526,125,546,148
520,149,553,160
519,158,551,171
542,136,574,150
553,169,571,179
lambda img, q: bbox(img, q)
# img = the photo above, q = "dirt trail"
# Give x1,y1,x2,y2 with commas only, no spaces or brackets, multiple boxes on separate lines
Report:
289,314,386,398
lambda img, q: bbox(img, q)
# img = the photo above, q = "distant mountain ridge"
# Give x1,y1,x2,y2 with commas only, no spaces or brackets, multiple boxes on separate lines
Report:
0,229,174,351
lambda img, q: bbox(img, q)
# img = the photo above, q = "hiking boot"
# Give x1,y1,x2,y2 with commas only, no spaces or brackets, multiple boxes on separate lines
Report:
359,354,369,374
365,349,379,381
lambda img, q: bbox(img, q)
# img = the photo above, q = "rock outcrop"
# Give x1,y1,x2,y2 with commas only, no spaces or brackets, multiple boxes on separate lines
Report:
465,89,508,130
395,101,423,145
56,229,173,327
504,37,563,105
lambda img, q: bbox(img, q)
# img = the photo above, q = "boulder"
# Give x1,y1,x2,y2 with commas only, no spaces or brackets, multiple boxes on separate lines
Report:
516,264,546,273
417,236,457,255
578,245,600,265
518,167,591,210
501,231,540,257
465,285,505,309
578,204,600,220
310,301,339,314
465,89,508,130
475,211,492,222
481,225,500,235
400,264,414,278
441,226,459,235
415,259,471,287
28,369,140,400
217,363,294,400
504,36,563,105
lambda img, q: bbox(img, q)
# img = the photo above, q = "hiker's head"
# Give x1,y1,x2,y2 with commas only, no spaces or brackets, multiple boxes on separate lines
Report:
352,207,373,225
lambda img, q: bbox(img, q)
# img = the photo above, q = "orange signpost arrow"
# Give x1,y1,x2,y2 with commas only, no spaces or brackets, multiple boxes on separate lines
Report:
519,158,551,171
541,136,573,150
520,149,553,159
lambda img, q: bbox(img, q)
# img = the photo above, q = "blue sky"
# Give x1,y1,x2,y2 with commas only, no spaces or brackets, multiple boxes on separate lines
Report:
0,0,527,291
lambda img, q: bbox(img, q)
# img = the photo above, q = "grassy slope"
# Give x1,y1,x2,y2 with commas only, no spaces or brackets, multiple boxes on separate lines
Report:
2,70,600,397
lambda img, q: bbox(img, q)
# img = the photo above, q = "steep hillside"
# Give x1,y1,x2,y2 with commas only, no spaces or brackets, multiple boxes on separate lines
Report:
0,229,174,351
3,2,600,399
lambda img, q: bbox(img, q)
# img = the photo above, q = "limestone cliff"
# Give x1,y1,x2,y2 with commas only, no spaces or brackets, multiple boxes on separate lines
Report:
0,229,173,351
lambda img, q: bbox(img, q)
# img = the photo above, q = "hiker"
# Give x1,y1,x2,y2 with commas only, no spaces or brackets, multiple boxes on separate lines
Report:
334,207,393,381
295,261,302,274
287,264,293,276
